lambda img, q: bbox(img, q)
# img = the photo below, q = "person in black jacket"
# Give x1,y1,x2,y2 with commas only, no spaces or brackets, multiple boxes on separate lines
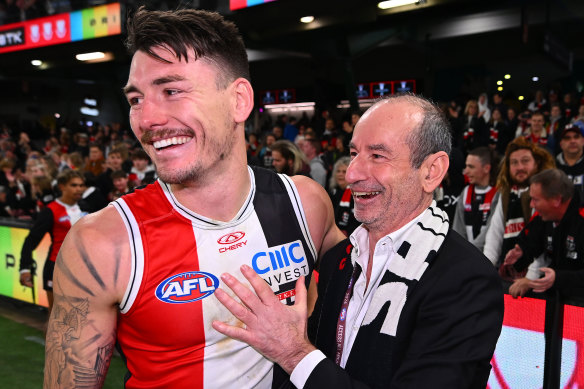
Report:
213,94,504,389
505,168,584,298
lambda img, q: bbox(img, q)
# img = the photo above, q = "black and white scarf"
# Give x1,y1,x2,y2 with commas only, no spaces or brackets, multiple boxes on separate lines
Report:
359,201,449,336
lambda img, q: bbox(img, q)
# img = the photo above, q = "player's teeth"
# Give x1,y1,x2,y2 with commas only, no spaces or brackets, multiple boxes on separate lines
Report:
154,137,191,149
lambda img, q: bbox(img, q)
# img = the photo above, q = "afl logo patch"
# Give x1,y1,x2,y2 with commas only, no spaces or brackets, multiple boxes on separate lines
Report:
155,271,219,304
217,231,245,245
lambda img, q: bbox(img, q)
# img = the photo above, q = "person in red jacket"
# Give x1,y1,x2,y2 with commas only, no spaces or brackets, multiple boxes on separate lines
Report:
19,170,86,315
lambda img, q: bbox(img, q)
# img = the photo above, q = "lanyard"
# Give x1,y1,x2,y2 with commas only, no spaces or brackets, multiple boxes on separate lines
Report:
335,263,362,365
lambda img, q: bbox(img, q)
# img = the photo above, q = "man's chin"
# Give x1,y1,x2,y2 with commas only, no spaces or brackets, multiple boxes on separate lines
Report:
512,177,528,186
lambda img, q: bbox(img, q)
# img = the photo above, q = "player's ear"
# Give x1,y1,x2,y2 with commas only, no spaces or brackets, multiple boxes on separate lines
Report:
231,78,254,124
419,151,449,194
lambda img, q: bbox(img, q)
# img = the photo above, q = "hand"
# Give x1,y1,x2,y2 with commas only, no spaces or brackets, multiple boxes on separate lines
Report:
504,244,523,265
528,267,555,293
212,265,316,374
20,271,33,287
508,277,531,298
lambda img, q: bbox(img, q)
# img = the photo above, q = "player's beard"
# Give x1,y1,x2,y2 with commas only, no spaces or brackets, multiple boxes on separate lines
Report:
155,120,236,185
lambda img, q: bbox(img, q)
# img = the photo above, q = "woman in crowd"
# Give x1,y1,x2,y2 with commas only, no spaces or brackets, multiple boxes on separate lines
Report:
459,99,488,153
328,156,359,237
488,108,511,156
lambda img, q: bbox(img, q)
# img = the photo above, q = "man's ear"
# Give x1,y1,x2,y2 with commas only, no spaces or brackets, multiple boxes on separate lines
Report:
552,195,563,208
231,78,254,124
420,151,449,194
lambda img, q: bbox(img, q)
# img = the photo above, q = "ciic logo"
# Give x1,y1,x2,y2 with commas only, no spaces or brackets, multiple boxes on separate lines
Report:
217,232,245,245
155,271,219,304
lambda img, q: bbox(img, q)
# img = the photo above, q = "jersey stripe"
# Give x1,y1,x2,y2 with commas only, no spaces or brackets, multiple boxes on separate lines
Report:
112,199,145,314
278,174,318,261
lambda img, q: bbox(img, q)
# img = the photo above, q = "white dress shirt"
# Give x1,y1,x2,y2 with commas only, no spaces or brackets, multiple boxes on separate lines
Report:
290,211,425,388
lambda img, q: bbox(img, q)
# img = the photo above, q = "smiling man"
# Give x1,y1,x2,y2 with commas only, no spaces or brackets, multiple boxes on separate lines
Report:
504,169,584,298
213,95,503,388
43,7,343,389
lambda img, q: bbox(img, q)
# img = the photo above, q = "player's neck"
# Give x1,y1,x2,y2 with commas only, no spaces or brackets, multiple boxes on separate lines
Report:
170,155,251,222
58,196,77,206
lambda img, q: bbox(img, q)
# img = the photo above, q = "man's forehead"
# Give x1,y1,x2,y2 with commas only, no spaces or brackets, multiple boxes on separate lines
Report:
510,149,534,159
354,100,419,139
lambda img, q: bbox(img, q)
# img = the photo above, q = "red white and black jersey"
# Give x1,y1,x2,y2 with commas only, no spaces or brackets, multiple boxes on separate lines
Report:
20,199,86,271
113,166,317,389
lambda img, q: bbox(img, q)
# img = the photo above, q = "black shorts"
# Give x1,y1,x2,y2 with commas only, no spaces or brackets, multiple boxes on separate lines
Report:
43,260,55,291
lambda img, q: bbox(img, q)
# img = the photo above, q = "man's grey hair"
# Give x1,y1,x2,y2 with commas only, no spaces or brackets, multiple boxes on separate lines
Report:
530,168,574,202
377,94,452,169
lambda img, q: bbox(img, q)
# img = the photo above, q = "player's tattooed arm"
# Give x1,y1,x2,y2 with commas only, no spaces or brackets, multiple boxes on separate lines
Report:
44,209,130,389
44,290,115,388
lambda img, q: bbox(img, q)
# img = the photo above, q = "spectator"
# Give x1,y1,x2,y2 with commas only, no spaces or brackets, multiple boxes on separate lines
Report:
30,175,55,213
301,138,327,187
507,107,519,136
459,99,488,153
528,90,548,113
478,92,491,123
506,169,584,298
70,133,89,158
129,149,156,187
283,117,299,142
79,172,108,213
556,122,584,200
483,137,555,270
96,148,124,196
572,104,584,125
83,144,105,178
488,108,511,155
546,103,566,154
328,156,359,236
109,170,133,201
65,152,84,171
272,125,283,140
0,186,13,217
523,111,549,150
453,147,497,251
270,140,310,177
257,133,277,171
491,92,508,122
562,93,577,120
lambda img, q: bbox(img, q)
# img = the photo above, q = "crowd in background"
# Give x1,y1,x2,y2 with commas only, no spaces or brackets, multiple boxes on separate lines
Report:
0,87,583,291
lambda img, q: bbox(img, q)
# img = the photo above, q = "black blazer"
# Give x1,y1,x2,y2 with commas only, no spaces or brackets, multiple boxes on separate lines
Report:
304,232,504,389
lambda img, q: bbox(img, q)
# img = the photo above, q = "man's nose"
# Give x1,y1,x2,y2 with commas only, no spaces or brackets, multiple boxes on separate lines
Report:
345,156,365,184
139,98,169,129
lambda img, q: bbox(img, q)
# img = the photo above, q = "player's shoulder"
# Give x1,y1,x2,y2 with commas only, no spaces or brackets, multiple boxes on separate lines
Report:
69,204,126,244
291,174,329,203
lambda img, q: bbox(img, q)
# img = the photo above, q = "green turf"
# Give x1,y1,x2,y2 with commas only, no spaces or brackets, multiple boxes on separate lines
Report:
0,315,127,388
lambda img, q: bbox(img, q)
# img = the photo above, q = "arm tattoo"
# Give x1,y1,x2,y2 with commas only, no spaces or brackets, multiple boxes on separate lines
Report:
55,253,94,297
45,295,115,388
75,239,106,290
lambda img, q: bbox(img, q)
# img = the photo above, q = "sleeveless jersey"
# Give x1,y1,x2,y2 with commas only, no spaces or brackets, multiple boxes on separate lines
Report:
113,166,317,389
46,200,85,262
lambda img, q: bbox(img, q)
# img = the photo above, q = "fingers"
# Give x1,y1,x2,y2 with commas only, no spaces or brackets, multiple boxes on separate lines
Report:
240,265,277,304
211,317,250,344
293,276,307,312
219,273,261,316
